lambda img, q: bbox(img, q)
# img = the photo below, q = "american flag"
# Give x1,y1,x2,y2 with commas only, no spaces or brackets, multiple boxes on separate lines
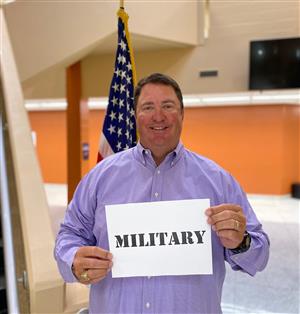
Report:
97,8,137,162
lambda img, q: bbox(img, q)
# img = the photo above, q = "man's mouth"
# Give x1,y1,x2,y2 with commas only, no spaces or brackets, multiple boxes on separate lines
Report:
150,126,168,131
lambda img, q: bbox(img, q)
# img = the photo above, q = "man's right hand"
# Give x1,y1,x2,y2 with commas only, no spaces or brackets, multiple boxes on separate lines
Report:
72,246,113,285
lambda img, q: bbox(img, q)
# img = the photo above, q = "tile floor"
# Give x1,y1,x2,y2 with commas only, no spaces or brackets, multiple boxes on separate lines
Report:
46,184,300,314
222,195,299,314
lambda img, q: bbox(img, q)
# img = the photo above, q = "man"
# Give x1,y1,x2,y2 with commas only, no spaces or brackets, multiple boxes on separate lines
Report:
55,73,270,313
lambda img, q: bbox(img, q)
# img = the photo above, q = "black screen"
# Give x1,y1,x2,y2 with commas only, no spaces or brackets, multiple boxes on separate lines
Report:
249,37,300,90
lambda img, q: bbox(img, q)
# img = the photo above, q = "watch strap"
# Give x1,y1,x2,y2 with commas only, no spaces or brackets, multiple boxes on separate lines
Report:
230,231,251,254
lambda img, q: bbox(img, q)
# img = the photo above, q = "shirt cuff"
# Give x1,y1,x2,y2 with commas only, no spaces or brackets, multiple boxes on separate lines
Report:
56,246,80,283
226,243,257,276
225,231,269,276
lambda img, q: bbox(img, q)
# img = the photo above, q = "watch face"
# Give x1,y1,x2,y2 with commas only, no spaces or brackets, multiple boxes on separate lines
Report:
245,232,251,249
244,233,251,248
240,232,251,251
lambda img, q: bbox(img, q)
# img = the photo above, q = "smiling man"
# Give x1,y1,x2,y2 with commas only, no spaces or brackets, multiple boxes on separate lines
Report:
134,81,184,165
55,73,270,314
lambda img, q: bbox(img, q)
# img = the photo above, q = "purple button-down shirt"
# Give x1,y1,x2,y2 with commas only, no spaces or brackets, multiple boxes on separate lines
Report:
55,142,269,314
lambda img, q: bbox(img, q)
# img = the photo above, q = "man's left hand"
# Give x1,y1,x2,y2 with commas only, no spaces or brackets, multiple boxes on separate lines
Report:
205,204,246,249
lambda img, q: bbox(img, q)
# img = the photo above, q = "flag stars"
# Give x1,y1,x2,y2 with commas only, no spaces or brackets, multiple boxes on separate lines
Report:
114,68,121,77
120,84,126,93
126,75,132,84
116,141,122,151
107,124,116,135
130,108,135,117
109,111,117,121
111,96,118,106
125,130,130,139
112,83,119,93
119,99,125,108
118,113,124,122
121,55,126,65
119,40,127,51
121,71,127,79
126,89,130,98
117,54,123,64
126,63,132,72
117,128,122,137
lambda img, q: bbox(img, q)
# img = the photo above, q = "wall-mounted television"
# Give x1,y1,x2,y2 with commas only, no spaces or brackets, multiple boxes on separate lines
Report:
249,37,300,90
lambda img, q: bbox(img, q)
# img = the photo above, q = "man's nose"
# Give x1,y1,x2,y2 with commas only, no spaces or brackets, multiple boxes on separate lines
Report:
152,107,165,122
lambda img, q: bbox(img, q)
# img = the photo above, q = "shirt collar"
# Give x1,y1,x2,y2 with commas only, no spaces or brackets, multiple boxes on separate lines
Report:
134,141,184,168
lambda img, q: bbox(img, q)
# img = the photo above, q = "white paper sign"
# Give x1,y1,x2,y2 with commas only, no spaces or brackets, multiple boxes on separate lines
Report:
105,199,212,278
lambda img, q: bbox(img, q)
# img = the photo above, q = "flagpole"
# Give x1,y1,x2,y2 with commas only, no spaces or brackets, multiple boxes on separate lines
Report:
120,0,124,9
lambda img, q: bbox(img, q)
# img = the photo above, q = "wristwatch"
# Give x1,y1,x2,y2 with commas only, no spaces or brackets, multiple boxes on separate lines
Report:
230,231,251,254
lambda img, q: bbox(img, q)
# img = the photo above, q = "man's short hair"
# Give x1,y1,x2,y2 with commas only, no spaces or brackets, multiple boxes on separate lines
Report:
134,73,184,111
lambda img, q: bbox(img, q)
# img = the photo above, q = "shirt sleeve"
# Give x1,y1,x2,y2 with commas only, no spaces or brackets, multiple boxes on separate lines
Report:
54,171,98,282
225,229,270,276
223,174,270,276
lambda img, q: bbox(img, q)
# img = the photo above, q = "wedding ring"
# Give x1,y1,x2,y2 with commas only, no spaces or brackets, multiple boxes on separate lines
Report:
80,270,90,282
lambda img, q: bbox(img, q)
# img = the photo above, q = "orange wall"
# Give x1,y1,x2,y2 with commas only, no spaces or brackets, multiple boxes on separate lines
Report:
29,110,105,183
28,104,299,194
30,111,67,183
181,105,299,194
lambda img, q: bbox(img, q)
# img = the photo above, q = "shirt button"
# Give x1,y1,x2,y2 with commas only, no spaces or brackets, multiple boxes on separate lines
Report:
157,170,160,174
145,302,150,309
154,192,158,198
171,161,174,166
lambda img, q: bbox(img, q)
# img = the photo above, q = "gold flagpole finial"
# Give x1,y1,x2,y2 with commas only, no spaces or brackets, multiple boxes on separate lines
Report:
120,0,124,9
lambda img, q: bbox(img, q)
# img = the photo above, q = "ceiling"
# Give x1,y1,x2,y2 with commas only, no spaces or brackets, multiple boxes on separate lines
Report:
90,32,193,55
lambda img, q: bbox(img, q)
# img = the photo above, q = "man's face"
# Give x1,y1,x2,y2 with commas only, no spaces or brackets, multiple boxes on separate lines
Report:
136,83,183,160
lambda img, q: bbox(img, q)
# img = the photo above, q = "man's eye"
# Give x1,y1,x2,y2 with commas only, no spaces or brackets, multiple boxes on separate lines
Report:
163,103,175,110
142,106,153,111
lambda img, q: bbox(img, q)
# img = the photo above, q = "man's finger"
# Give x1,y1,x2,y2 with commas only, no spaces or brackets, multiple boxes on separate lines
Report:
212,218,245,233
76,246,113,260
205,204,243,216
217,230,244,247
79,257,112,270
89,275,106,285
88,267,111,279
207,210,243,225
